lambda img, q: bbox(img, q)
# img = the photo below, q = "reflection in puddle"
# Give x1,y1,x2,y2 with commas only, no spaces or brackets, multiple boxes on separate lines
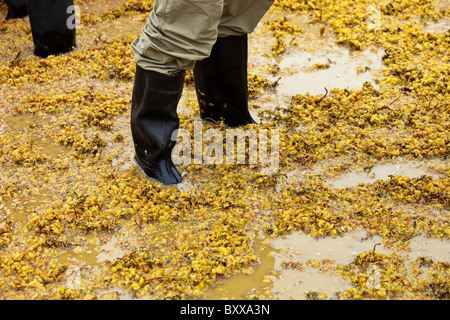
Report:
277,46,383,96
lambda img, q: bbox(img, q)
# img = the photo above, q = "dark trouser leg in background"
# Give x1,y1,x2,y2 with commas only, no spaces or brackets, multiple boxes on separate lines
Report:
131,65,185,185
26,0,76,58
193,34,256,127
5,0,28,20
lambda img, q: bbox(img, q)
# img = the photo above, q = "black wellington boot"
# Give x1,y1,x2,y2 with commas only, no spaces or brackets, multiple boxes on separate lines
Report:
131,65,185,185
193,34,257,127
5,0,28,20
26,0,76,58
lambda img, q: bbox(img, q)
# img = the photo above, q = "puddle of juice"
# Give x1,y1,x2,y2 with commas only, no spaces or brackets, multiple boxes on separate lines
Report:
200,240,276,300
271,230,391,265
423,18,450,33
0,113,66,157
57,227,132,266
76,0,128,15
202,230,390,300
250,12,384,97
276,46,383,96
270,266,351,300
202,228,450,300
268,230,390,299
406,236,450,263
275,157,445,192
0,190,52,223
77,15,145,46
1,2,448,301
324,158,443,189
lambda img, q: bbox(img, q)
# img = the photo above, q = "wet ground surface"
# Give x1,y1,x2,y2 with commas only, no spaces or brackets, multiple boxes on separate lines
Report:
0,0,449,300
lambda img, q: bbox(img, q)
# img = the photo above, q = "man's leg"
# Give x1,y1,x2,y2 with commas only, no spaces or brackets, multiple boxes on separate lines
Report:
130,0,223,185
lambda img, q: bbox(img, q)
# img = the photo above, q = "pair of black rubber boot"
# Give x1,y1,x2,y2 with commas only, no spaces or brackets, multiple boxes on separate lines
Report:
131,35,256,185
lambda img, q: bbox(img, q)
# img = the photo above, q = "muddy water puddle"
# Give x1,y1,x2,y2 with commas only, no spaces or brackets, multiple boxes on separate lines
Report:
407,236,450,263
55,221,176,268
0,113,43,136
254,13,449,99
203,156,448,299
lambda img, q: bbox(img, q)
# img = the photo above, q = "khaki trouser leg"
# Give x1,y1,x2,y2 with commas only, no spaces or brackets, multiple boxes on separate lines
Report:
218,0,274,37
132,0,274,74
